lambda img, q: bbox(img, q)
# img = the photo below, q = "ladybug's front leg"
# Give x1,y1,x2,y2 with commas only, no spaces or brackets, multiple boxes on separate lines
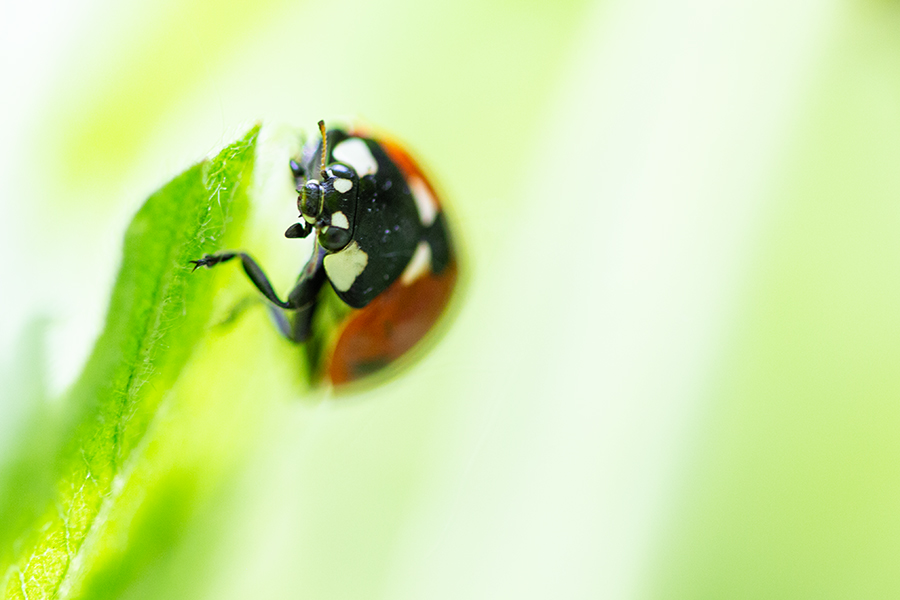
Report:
191,251,293,309
191,246,327,343
289,159,306,191
286,245,327,342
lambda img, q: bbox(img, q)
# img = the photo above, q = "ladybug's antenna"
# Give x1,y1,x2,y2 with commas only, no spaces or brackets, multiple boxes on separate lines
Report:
318,120,327,179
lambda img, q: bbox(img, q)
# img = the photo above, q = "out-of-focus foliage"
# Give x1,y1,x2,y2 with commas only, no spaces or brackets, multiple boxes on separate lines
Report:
0,127,258,598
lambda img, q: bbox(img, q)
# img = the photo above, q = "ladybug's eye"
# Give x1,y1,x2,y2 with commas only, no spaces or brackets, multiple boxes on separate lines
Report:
299,180,323,223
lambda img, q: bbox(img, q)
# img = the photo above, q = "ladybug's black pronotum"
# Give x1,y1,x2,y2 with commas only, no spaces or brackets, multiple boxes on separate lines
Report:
191,121,457,385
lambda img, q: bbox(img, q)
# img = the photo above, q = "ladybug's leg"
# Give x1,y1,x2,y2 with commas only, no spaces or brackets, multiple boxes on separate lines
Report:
190,252,292,309
285,246,327,342
265,305,293,338
290,159,306,190
289,305,316,342
210,296,294,340
191,245,327,342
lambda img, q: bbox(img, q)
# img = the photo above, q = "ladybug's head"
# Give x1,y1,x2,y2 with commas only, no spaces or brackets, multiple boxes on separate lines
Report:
285,121,359,253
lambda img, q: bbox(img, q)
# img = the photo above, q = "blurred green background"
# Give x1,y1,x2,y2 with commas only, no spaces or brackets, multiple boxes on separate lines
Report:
3,0,900,597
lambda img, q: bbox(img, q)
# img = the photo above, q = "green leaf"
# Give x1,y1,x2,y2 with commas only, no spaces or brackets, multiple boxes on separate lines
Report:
0,125,260,599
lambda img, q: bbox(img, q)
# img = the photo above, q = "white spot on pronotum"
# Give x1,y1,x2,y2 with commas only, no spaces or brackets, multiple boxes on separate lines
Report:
401,241,433,285
330,211,350,230
324,240,369,292
333,138,378,176
333,178,353,193
408,175,438,227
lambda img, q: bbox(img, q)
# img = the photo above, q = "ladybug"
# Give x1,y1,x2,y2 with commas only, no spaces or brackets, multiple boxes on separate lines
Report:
191,121,458,386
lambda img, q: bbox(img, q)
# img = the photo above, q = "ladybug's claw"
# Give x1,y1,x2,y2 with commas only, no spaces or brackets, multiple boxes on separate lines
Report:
189,256,210,271
189,253,229,272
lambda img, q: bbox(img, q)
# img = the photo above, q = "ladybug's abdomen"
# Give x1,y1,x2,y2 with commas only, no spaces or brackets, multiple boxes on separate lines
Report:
327,259,458,385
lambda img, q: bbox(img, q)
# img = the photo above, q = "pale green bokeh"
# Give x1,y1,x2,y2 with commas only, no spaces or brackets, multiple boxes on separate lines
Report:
3,0,900,598
648,3,900,598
